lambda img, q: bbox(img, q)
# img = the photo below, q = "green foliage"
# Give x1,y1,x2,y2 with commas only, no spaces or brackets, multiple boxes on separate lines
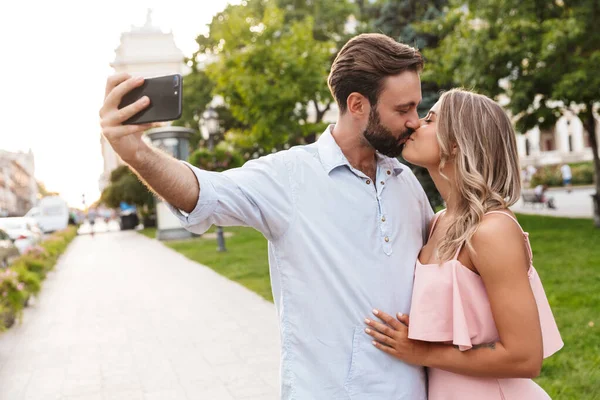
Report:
100,165,154,212
188,141,245,172
276,0,356,42
172,69,215,149
0,226,77,331
531,162,595,188
196,2,335,152
422,0,600,221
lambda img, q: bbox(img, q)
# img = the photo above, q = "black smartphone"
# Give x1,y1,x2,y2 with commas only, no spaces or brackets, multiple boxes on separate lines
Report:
119,74,183,125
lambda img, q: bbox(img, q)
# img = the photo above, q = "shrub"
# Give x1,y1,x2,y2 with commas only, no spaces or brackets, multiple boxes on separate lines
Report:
188,142,245,172
0,226,77,331
530,162,594,187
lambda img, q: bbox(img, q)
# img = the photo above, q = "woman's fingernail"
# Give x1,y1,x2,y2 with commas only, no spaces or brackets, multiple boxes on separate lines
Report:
365,328,371,334
364,318,371,324
136,76,144,83
372,341,378,346
398,312,404,317
372,309,379,315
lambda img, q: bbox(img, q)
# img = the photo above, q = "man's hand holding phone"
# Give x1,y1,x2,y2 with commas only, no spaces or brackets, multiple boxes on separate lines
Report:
99,73,157,164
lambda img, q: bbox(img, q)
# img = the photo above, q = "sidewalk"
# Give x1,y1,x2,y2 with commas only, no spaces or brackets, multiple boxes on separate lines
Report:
0,231,280,400
511,187,596,219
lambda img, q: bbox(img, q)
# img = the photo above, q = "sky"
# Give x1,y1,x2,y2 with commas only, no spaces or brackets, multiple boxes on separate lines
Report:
0,0,237,208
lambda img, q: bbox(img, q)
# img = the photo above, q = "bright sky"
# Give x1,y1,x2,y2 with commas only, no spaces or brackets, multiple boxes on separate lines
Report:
0,0,236,208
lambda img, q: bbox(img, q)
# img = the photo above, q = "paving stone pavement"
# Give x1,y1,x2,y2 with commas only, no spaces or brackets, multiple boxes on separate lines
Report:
0,230,280,400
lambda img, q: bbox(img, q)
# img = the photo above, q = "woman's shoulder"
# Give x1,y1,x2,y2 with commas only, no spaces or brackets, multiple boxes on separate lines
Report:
469,209,527,264
470,210,523,250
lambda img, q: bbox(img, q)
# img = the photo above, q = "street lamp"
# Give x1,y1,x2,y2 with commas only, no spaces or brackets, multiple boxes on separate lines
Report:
201,107,227,252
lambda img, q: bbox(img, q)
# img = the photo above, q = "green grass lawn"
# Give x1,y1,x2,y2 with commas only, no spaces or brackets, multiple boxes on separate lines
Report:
139,215,600,399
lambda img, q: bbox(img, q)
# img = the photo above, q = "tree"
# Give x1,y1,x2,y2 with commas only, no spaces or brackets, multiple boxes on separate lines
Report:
172,69,215,149
193,2,335,153
422,0,600,225
188,141,245,172
100,166,155,221
36,181,59,198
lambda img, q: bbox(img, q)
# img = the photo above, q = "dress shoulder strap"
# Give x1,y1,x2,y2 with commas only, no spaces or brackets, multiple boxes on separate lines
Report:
452,210,532,263
427,209,446,241
484,211,523,232
484,210,533,265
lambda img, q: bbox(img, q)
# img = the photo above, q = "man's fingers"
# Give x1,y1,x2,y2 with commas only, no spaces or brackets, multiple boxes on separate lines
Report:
102,96,150,127
104,76,146,111
105,72,132,98
372,309,404,331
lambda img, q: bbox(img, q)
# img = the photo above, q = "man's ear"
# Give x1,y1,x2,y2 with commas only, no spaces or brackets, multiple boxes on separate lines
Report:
347,92,369,118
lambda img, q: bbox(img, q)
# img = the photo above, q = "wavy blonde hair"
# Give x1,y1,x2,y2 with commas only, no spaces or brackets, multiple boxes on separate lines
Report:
436,88,522,261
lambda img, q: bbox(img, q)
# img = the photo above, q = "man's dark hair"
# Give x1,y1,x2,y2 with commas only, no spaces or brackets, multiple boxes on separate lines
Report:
328,33,424,114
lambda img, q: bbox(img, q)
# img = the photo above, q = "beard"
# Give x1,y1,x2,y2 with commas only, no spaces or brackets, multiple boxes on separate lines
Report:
363,108,414,158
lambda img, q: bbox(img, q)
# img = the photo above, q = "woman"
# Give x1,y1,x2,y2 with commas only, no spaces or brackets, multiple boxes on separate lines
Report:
364,89,563,399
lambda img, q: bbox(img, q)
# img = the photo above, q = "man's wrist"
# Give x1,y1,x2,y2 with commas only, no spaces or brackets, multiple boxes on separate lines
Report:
127,142,154,170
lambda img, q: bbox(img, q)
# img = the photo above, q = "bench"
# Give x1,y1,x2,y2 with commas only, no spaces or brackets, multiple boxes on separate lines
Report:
522,191,545,208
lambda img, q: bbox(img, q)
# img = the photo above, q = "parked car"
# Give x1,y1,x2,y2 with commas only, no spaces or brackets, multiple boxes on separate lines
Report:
25,196,69,233
0,228,20,267
0,217,43,255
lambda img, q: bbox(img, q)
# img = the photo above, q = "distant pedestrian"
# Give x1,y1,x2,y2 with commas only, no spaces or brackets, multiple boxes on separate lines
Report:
87,208,97,237
534,184,556,209
560,164,572,193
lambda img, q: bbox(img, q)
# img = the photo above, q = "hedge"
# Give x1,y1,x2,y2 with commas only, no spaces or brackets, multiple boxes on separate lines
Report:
0,226,78,331
530,162,595,187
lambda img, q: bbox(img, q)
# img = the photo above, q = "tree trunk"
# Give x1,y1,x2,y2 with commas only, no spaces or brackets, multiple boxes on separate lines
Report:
305,100,332,144
584,105,600,227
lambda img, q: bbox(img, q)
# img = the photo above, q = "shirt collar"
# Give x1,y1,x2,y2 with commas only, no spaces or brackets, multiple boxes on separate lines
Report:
317,125,404,176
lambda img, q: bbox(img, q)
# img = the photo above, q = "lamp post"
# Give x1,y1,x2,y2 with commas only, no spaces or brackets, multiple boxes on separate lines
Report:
201,107,227,252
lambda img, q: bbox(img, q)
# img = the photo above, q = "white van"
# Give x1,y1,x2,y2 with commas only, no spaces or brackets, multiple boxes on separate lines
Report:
26,196,69,233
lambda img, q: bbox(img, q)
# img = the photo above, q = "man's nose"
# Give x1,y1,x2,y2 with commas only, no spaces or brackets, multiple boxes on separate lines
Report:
406,111,421,130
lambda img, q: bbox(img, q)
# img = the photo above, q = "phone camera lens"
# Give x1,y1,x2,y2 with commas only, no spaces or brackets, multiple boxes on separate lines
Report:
173,75,179,87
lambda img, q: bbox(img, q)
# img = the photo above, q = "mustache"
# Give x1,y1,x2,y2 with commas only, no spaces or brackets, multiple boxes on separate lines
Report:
399,128,415,141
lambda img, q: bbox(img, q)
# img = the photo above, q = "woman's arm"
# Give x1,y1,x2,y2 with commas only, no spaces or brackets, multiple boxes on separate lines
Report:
366,213,544,379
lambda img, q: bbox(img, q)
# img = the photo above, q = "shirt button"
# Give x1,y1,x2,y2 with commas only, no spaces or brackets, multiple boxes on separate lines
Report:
387,170,391,175
384,236,390,242
381,216,386,222
380,181,385,185
366,179,371,185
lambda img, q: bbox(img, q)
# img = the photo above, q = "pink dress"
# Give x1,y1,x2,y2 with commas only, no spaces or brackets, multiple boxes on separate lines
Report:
408,210,563,399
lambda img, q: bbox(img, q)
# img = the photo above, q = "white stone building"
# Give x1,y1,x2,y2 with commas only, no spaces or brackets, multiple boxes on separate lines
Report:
0,150,38,216
99,10,189,192
518,111,600,167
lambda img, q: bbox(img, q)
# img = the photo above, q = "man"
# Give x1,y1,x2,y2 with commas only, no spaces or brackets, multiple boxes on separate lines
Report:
100,33,433,399
560,163,572,193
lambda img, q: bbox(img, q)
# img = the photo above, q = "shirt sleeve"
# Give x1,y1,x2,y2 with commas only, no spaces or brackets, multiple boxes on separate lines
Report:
166,152,295,242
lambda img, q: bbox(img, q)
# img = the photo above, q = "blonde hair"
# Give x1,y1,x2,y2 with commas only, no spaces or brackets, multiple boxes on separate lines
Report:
436,88,522,261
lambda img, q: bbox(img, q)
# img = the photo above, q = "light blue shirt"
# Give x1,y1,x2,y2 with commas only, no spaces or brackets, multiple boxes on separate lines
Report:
168,126,433,399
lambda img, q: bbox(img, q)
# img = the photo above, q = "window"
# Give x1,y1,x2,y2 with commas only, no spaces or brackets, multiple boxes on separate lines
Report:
568,135,573,152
